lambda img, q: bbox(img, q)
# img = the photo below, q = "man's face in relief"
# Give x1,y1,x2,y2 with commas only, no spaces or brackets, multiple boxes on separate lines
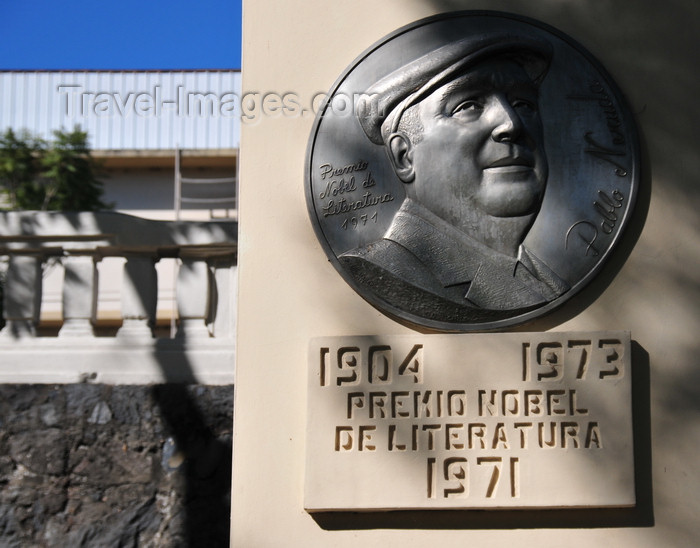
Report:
405,57,548,233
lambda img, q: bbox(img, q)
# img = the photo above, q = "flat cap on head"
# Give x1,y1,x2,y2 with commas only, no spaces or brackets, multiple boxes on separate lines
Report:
356,33,553,145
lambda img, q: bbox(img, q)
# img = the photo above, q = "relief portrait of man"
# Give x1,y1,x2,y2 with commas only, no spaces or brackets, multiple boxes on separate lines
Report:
339,34,571,324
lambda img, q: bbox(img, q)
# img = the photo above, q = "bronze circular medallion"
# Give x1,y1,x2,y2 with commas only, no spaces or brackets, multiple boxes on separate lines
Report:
305,11,639,332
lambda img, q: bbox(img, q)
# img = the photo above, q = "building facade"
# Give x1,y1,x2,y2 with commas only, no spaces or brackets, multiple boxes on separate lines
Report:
1,70,241,330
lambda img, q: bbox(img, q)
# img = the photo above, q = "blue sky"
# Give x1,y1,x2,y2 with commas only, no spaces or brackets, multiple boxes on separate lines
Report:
0,0,242,70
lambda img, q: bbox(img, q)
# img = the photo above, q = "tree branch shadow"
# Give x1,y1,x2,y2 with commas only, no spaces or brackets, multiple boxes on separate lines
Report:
151,379,232,547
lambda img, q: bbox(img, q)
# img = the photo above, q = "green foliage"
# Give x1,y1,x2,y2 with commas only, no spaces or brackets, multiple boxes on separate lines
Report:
0,128,44,210
0,127,111,211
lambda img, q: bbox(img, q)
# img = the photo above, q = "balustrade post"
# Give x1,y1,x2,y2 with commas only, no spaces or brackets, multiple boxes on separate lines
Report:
210,255,237,338
116,253,158,339
175,252,213,339
58,254,98,338
0,253,43,338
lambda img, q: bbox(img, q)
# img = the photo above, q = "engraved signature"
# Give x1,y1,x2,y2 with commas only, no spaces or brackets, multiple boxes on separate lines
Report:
593,189,624,234
584,133,627,177
565,189,625,255
569,81,625,146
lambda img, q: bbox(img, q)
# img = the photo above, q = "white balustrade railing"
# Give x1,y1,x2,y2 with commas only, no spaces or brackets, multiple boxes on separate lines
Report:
0,211,237,384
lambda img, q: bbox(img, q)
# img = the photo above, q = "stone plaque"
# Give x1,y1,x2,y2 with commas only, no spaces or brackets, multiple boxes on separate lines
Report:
305,332,634,511
305,12,639,331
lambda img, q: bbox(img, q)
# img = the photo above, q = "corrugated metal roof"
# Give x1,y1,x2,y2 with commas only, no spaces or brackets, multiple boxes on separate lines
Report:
0,71,241,150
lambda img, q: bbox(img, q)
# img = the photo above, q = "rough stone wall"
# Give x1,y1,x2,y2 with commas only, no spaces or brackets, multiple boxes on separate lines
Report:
0,384,233,547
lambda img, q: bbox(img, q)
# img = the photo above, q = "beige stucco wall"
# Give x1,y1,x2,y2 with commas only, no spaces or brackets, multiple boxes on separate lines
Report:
233,1,700,546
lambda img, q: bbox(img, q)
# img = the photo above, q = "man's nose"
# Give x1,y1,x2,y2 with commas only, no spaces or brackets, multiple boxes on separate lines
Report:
489,96,523,142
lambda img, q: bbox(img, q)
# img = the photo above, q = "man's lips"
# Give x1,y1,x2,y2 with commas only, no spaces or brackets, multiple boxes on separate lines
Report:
485,156,535,169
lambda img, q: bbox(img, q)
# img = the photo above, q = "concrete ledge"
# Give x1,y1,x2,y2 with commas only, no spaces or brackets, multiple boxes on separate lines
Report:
0,338,235,385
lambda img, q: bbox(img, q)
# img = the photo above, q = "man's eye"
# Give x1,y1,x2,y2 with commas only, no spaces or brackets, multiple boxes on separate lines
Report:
512,99,537,113
452,100,482,115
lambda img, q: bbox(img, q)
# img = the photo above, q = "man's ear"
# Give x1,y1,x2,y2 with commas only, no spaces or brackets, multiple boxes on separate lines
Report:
387,132,415,183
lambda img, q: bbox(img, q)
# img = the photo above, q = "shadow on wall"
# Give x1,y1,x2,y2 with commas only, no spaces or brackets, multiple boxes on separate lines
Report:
152,382,233,547
122,237,233,545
